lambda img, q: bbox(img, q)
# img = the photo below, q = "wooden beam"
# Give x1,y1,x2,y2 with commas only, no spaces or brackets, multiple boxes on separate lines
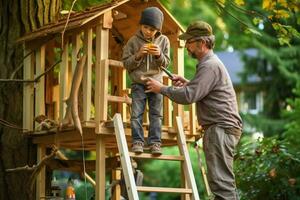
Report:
23,47,34,131
35,45,46,128
95,23,109,130
96,135,106,200
83,28,93,122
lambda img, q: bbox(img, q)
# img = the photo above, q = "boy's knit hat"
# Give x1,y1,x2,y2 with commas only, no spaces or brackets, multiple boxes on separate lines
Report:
139,7,164,30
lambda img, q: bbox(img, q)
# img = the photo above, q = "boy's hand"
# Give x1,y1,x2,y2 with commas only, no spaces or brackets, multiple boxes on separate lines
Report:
147,44,161,57
135,44,149,60
171,74,189,87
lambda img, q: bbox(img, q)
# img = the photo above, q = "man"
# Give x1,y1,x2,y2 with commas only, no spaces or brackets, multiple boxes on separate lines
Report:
145,21,242,200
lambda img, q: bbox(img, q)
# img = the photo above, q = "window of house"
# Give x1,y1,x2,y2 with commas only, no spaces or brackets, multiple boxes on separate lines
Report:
240,91,263,114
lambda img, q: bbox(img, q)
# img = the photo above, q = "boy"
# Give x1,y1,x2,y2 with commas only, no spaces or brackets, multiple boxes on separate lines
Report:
122,7,170,155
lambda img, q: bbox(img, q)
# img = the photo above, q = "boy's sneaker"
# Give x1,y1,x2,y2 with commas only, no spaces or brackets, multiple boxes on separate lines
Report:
132,142,144,154
150,143,162,155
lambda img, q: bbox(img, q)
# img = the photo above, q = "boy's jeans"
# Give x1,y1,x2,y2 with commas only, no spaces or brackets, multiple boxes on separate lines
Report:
131,83,162,145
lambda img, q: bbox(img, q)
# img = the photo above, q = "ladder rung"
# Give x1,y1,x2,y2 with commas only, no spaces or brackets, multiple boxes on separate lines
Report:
137,186,193,194
129,152,184,161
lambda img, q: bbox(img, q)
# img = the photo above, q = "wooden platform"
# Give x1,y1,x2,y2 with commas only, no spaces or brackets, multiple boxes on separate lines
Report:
28,120,200,152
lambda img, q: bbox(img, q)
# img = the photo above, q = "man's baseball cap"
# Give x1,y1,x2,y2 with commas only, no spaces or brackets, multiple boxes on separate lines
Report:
179,21,213,40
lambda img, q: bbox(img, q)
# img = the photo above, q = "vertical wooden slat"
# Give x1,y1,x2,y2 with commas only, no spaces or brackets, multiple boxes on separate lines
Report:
111,66,118,116
172,39,185,126
23,47,34,131
72,34,81,74
163,76,172,126
96,135,106,200
120,68,127,122
59,39,69,121
189,104,196,135
83,28,92,122
35,45,46,128
36,145,46,200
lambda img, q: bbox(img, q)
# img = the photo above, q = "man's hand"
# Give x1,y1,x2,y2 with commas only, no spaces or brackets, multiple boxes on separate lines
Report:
171,74,189,87
145,78,163,93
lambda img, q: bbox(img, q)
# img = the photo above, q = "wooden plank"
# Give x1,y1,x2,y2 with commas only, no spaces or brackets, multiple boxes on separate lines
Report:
113,113,139,200
163,76,172,127
129,152,184,161
96,135,106,200
36,145,46,200
83,28,93,121
23,48,34,131
95,24,109,130
35,45,46,128
109,59,124,68
137,186,192,194
172,41,185,128
176,117,200,200
107,95,132,104
59,39,69,121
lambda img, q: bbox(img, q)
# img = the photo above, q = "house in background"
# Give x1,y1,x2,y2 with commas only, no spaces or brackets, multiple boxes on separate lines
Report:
216,49,263,115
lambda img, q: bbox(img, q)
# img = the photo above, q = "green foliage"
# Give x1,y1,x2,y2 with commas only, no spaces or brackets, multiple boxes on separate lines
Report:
283,80,300,148
235,136,300,200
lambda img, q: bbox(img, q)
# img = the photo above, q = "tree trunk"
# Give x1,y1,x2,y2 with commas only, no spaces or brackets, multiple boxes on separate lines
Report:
0,0,60,199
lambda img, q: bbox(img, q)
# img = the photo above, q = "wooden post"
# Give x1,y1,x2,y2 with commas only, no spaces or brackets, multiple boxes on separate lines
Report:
94,11,112,200
36,145,46,200
35,45,46,128
83,28,93,122
96,135,106,200
95,17,110,127
172,38,185,127
111,169,122,200
163,76,172,127
23,47,34,131
59,39,69,121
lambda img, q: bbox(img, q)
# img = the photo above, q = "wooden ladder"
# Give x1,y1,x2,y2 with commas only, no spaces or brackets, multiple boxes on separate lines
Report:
113,113,200,200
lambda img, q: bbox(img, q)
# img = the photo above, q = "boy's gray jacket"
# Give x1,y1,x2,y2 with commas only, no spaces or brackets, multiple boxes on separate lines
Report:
122,30,170,84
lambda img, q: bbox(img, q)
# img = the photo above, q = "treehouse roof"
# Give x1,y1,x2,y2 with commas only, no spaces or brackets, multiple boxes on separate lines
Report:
17,0,185,44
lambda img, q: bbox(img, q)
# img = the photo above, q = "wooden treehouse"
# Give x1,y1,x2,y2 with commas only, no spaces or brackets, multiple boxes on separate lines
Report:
18,0,202,199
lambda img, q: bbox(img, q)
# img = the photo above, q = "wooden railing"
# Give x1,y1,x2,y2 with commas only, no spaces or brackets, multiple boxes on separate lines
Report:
23,28,198,136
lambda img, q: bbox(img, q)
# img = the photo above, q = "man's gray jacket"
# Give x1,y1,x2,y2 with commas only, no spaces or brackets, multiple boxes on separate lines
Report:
161,50,242,132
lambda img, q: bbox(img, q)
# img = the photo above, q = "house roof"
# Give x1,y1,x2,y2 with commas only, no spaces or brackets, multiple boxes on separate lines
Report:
216,49,260,85
17,0,185,43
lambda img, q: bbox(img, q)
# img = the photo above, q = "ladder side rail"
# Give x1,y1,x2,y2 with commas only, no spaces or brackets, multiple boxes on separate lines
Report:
176,116,200,200
113,113,139,200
